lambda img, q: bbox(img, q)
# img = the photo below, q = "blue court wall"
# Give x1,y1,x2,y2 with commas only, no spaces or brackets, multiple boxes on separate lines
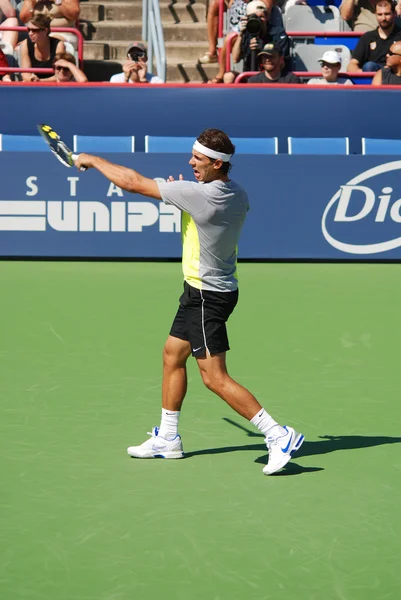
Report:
2,153,401,260
0,84,401,154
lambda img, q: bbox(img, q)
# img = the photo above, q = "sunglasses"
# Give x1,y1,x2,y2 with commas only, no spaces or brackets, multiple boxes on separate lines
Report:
28,27,45,33
54,66,70,72
388,49,401,57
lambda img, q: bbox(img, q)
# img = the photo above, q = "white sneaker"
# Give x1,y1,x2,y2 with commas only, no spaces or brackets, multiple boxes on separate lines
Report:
127,427,184,459
263,425,304,475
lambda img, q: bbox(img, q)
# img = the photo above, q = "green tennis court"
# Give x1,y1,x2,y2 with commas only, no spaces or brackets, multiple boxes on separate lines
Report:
1,261,400,600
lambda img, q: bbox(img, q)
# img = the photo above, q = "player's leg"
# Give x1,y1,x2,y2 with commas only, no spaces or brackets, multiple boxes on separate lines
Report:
197,351,262,419
195,288,304,474
127,297,191,459
196,352,304,474
162,334,191,412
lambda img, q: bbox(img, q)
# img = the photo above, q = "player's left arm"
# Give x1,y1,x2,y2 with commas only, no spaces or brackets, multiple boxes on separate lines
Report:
74,154,162,199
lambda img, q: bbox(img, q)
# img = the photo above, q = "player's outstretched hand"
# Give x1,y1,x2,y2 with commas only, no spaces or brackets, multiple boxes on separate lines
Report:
167,174,184,182
74,153,94,170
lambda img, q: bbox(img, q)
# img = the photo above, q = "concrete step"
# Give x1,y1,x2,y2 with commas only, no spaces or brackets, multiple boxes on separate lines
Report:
83,20,209,43
162,2,207,23
84,40,138,60
167,61,219,83
80,2,137,22
165,41,210,62
80,1,207,23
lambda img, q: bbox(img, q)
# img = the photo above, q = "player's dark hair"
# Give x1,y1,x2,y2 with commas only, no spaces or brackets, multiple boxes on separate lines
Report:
30,14,52,32
197,128,235,174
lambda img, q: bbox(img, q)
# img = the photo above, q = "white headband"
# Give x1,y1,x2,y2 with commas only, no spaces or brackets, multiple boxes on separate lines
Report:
193,140,232,162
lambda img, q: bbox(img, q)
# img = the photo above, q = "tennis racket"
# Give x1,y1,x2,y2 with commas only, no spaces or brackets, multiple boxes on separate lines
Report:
37,124,86,171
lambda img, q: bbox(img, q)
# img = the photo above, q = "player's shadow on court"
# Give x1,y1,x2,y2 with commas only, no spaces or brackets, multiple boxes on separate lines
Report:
184,418,401,475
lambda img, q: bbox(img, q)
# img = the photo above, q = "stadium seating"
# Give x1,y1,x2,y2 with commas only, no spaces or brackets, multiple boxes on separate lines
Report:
0,134,48,151
291,42,351,70
145,136,279,154
288,137,350,155
284,5,344,32
73,135,135,152
361,138,401,155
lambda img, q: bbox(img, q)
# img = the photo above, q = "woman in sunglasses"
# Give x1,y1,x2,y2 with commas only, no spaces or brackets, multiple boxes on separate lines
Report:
20,14,65,81
47,51,87,82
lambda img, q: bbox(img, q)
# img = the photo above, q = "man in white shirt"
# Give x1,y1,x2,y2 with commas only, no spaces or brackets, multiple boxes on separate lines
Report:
307,50,354,85
109,41,163,84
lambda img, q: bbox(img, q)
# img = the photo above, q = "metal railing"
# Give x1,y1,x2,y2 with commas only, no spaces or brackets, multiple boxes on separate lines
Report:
234,70,376,83
142,0,166,82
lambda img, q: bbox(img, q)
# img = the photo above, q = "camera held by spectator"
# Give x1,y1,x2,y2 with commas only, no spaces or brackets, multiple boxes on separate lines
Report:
246,12,264,35
110,42,163,84
233,0,290,73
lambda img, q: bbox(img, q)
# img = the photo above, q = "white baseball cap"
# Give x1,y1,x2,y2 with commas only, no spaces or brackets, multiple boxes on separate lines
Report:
318,50,342,66
246,0,268,15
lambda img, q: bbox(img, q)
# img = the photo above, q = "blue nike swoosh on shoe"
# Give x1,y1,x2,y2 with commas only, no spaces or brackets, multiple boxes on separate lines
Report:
281,433,293,453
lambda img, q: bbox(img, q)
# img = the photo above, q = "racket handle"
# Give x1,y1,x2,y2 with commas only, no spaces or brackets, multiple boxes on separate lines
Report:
72,153,87,172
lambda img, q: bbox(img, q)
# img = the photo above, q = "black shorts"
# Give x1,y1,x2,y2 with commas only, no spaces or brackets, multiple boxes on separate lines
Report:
170,281,239,357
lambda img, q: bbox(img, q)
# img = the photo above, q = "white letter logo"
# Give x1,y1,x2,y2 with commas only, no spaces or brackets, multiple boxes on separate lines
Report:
322,161,401,254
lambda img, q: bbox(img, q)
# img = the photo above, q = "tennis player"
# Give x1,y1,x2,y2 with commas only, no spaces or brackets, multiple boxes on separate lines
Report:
74,128,304,475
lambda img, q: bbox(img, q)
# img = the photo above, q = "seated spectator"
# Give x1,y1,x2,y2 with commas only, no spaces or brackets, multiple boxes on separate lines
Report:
0,0,19,53
43,51,86,81
307,50,354,84
109,42,163,84
208,0,285,82
372,39,401,81
232,1,289,72
347,0,401,71
19,0,80,47
19,14,65,81
247,42,302,83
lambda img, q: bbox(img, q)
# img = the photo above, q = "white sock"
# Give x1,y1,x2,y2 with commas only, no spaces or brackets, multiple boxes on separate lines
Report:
158,409,180,440
250,408,286,437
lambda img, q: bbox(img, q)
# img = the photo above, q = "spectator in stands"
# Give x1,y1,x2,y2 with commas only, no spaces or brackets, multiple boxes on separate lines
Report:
43,51,86,81
347,0,401,71
307,50,354,84
341,0,401,32
231,1,289,72
0,0,19,53
340,0,379,31
208,0,286,82
199,0,274,65
19,14,65,80
247,42,302,83
372,38,401,81
109,42,163,84
19,0,80,47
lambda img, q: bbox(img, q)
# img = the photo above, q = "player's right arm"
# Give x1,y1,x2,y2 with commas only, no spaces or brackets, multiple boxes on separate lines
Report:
74,154,162,199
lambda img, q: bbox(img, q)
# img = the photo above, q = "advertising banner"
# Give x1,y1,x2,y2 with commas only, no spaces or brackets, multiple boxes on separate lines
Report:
1,153,401,259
